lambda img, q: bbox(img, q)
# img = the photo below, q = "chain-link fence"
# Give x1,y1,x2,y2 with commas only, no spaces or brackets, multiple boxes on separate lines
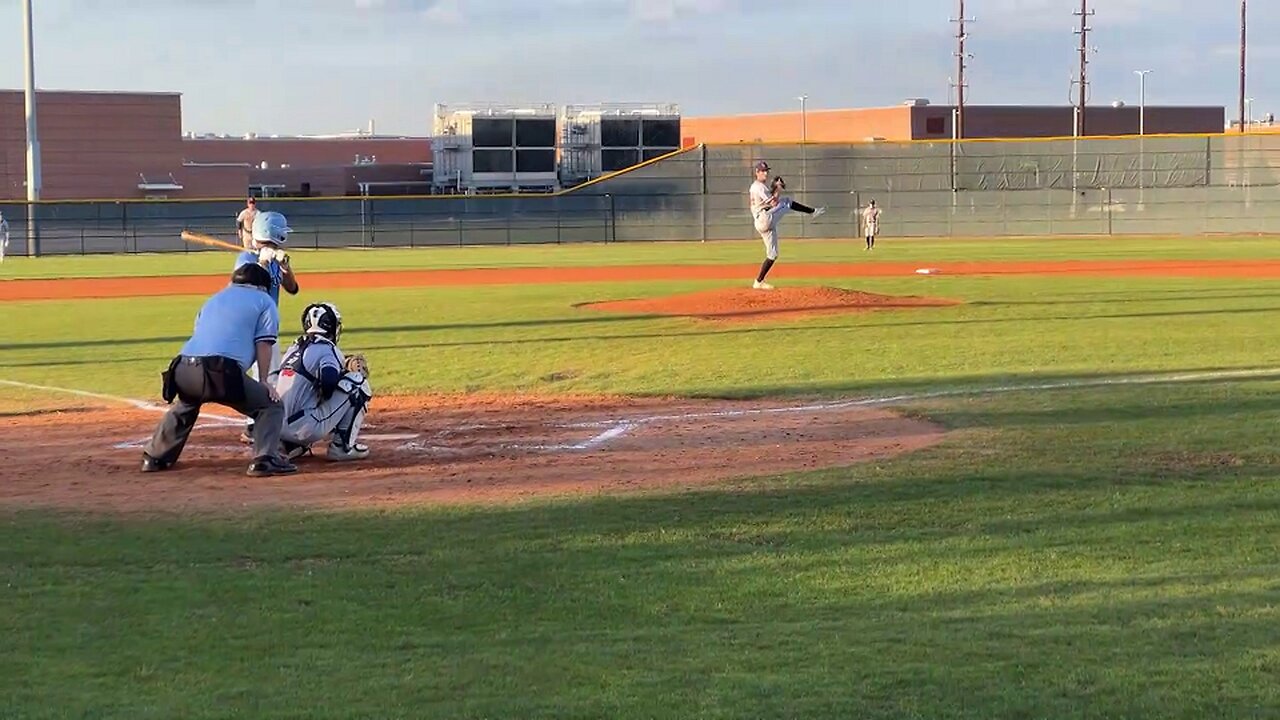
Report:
5,133,1280,256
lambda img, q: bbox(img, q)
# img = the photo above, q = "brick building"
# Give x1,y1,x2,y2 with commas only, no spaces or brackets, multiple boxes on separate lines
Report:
682,103,1227,144
0,90,431,201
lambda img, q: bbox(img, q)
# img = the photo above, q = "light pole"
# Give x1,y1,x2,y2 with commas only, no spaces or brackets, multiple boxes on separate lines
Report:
1240,0,1247,133
797,95,808,143
797,95,809,200
1246,97,1254,127
1134,70,1152,135
22,0,42,257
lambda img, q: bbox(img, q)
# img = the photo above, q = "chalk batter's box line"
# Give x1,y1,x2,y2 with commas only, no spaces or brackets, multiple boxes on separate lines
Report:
5,369,1280,456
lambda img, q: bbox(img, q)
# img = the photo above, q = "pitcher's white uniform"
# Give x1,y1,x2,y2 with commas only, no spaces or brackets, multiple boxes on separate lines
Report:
751,179,793,261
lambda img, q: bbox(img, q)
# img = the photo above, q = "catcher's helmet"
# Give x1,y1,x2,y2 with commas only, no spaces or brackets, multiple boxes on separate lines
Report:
301,302,342,342
252,210,292,246
230,262,272,290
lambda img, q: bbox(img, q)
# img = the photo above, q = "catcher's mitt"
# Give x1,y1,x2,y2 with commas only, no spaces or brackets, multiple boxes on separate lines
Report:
344,353,370,377
771,175,787,192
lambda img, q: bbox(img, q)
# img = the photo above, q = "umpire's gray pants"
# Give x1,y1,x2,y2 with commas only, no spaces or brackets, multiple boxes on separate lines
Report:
144,356,285,466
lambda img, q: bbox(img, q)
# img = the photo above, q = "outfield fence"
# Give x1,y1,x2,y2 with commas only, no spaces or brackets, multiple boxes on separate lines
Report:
5,132,1280,256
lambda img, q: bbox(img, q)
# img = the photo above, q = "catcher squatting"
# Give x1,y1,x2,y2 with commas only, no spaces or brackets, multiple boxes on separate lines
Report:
140,211,374,478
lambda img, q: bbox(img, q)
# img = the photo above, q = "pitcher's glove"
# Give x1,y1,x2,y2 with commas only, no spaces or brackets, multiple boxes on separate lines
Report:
344,353,370,377
772,176,787,192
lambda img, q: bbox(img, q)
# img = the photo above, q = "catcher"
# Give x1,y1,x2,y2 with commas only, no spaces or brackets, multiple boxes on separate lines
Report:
274,302,373,462
749,160,824,290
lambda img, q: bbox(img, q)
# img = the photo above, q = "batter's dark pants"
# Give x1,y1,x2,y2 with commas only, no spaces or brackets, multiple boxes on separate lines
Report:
144,355,284,466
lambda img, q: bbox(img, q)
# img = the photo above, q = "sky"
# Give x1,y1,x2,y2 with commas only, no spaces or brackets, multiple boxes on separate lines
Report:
0,0,1275,136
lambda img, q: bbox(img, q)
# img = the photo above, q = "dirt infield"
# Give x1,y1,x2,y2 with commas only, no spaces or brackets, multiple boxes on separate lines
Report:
582,286,960,321
0,394,945,513
5,258,1280,301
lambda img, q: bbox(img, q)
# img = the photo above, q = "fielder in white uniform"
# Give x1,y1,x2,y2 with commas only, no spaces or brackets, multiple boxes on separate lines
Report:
749,160,825,289
275,302,373,462
862,199,881,251
0,212,9,263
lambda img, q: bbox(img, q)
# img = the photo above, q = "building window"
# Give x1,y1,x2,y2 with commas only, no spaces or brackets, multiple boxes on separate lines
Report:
926,117,946,135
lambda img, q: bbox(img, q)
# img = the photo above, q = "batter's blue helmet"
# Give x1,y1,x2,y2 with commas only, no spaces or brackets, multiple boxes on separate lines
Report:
252,211,292,246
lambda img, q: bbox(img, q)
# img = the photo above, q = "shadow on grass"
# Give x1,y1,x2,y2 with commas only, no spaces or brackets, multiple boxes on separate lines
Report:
4,454,1279,718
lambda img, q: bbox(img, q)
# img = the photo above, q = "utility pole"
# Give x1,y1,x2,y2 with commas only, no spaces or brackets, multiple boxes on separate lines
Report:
950,0,974,139
1240,0,1248,133
1072,0,1094,137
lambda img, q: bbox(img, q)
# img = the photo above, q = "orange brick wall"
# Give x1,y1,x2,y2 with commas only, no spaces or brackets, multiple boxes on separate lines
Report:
682,107,916,144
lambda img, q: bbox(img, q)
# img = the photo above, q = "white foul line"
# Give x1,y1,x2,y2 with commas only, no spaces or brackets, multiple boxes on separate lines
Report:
0,378,247,425
541,367,1280,451
9,367,1280,456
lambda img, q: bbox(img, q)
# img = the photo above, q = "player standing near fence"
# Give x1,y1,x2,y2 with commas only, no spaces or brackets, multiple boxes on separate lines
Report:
236,197,259,249
749,160,824,290
0,212,9,263
235,210,300,443
862,199,881,250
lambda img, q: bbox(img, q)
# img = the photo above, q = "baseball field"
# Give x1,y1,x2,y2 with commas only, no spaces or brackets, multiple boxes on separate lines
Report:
2,235,1280,718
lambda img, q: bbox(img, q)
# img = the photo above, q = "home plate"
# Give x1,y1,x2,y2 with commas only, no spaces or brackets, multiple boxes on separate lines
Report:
915,268,942,275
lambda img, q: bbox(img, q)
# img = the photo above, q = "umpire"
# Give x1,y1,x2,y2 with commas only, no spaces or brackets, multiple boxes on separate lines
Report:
140,263,297,477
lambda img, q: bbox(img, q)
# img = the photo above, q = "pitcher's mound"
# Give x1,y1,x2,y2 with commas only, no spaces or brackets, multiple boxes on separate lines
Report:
583,286,960,322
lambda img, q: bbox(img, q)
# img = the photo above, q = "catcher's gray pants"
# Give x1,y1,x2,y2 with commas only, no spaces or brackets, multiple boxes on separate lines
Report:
754,198,794,260
144,355,284,466
281,374,372,449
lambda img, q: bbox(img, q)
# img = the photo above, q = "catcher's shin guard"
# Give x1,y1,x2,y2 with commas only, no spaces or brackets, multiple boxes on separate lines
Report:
330,374,372,452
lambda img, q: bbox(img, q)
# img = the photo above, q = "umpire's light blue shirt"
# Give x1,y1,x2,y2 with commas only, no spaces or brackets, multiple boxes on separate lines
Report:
234,251,284,305
179,283,280,371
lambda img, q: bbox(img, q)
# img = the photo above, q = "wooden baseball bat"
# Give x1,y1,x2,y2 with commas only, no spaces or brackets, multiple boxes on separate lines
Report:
180,230,245,253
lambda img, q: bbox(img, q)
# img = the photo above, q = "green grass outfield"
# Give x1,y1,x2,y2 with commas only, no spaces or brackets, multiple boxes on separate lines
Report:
2,237,1280,718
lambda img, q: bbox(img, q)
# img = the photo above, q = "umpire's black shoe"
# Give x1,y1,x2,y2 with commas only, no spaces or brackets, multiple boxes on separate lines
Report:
140,454,170,473
246,456,298,477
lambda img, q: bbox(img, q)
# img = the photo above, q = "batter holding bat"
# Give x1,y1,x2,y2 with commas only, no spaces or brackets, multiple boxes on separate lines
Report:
235,210,299,443
749,160,824,290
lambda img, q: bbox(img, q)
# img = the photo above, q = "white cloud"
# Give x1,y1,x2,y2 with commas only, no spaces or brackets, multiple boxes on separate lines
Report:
629,0,734,23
